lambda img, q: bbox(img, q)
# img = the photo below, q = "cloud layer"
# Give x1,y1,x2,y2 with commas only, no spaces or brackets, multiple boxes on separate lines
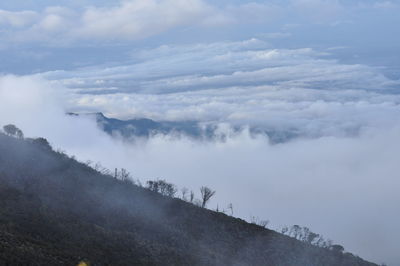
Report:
1,1,400,265
0,0,399,45
0,75,399,265
0,0,226,44
41,40,400,140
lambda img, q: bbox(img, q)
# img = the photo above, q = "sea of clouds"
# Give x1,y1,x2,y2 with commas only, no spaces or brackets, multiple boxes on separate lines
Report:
1,40,400,264
43,39,400,140
1,0,400,264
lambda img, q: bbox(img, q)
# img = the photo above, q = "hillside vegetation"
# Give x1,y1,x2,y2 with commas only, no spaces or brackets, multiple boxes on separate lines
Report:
0,132,377,266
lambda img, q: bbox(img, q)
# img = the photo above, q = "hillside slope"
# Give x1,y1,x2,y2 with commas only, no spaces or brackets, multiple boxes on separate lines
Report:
0,133,376,266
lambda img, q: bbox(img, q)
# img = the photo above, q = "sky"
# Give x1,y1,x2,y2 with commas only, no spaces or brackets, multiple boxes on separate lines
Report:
0,0,400,265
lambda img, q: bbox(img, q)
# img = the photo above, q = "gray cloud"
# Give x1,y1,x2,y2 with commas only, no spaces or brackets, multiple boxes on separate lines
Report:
0,0,399,45
0,0,227,44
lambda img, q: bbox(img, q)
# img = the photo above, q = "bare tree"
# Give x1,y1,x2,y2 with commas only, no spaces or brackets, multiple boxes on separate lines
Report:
315,235,326,247
190,190,195,203
119,168,131,181
259,220,269,228
200,186,216,208
93,162,111,175
227,203,234,216
250,216,269,228
282,225,333,249
289,225,302,240
181,187,189,201
307,231,320,245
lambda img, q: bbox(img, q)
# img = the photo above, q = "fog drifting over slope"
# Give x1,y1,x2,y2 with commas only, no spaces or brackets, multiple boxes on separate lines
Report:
1,1,400,264
1,71,399,265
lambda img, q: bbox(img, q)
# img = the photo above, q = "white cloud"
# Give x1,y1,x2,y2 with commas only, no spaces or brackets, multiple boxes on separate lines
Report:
0,10,38,27
0,75,399,264
258,32,292,39
125,126,400,265
75,0,219,40
39,40,400,140
224,2,283,24
0,75,123,161
366,0,399,9
0,1,399,265
0,0,227,44
0,0,398,45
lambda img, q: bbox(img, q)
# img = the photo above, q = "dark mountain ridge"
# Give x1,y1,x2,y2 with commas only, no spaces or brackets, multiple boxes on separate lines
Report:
69,112,299,143
0,132,377,265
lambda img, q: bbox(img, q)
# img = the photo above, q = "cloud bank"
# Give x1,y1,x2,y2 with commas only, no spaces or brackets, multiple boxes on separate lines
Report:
0,0,399,45
0,0,226,44
1,1,400,265
40,40,400,141
0,75,399,265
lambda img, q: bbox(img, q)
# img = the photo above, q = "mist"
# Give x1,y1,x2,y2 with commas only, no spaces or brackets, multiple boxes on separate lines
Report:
0,75,399,265
1,0,400,265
